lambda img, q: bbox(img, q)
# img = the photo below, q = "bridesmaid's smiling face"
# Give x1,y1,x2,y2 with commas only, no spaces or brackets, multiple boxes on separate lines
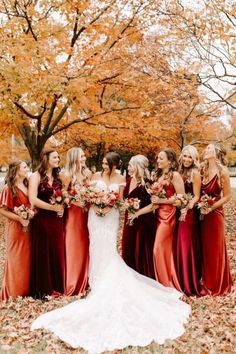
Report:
48,151,60,169
17,161,29,179
182,150,194,168
157,151,169,170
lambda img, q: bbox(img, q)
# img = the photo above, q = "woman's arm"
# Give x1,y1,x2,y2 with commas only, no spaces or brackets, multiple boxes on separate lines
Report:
0,207,29,227
29,172,62,213
201,168,231,214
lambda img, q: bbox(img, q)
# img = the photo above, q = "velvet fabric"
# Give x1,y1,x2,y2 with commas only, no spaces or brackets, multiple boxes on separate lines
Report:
121,178,156,279
30,178,65,299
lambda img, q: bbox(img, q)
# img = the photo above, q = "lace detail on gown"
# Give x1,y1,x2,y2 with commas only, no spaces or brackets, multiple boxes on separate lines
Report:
31,181,190,354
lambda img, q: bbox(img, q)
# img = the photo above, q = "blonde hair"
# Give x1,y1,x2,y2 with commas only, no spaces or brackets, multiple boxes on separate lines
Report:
179,145,199,181
65,147,89,185
202,143,228,187
129,155,150,185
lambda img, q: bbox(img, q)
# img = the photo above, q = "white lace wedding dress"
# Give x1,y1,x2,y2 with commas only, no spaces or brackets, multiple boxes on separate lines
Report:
31,181,190,354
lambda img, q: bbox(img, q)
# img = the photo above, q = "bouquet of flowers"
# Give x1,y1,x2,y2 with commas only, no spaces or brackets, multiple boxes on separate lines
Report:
87,186,120,217
68,184,90,208
50,189,70,206
197,193,215,220
14,204,35,232
173,193,193,221
146,181,166,199
123,197,140,225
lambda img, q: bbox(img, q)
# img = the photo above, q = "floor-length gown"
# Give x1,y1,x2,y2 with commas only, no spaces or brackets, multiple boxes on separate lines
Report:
0,186,31,300
201,175,232,296
31,181,190,354
30,178,65,298
122,177,156,278
175,179,206,296
65,200,89,295
153,181,180,289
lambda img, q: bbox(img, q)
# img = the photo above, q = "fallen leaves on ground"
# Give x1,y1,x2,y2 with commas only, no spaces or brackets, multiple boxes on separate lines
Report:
0,192,235,354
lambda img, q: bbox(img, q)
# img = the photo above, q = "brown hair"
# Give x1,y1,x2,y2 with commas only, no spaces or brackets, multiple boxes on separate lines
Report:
102,152,121,177
155,148,178,180
36,148,60,183
5,160,28,197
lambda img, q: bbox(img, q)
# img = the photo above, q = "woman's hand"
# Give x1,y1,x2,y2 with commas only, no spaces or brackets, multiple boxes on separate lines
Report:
200,206,212,215
19,217,30,228
128,212,138,223
151,196,162,204
52,204,64,217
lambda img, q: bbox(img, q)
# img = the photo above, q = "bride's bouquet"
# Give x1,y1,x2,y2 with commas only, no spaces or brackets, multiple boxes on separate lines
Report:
14,204,36,232
123,197,140,225
87,186,120,217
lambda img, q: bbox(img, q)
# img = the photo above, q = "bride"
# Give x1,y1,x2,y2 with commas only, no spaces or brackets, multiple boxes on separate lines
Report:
31,152,190,354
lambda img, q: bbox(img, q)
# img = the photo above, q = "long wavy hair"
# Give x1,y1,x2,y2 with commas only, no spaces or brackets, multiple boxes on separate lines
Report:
154,148,179,181
5,160,28,197
202,143,228,186
65,147,90,185
129,155,150,185
36,148,60,183
179,145,199,181
102,152,121,177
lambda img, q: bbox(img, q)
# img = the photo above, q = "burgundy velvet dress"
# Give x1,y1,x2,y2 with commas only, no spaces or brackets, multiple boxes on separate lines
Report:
153,181,180,290
65,183,89,296
0,186,31,300
30,178,65,299
121,178,156,279
200,174,232,296
175,179,206,296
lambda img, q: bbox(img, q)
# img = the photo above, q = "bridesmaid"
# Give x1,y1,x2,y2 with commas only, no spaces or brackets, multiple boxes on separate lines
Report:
130,148,184,289
29,148,65,299
175,145,206,296
121,155,156,279
61,147,91,296
200,143,232,296
0,161,31,300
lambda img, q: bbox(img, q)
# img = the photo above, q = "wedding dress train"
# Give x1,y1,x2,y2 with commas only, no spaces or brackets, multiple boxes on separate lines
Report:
31,181,190,354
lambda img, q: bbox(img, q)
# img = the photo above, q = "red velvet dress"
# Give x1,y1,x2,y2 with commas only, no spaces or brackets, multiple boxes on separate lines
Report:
30,178,65,299
175,179,206,296
65,184,89,295
201,174,232,296
153,181,180,290
0,186,31,300
122,178,156,279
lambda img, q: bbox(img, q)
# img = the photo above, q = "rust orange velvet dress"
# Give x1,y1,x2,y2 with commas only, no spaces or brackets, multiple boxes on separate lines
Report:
65,199,89,296
30,178,65,299
153,181,180,290
175,179,206,297
0,186,31,301
121,178,156,279
201,174,232,296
